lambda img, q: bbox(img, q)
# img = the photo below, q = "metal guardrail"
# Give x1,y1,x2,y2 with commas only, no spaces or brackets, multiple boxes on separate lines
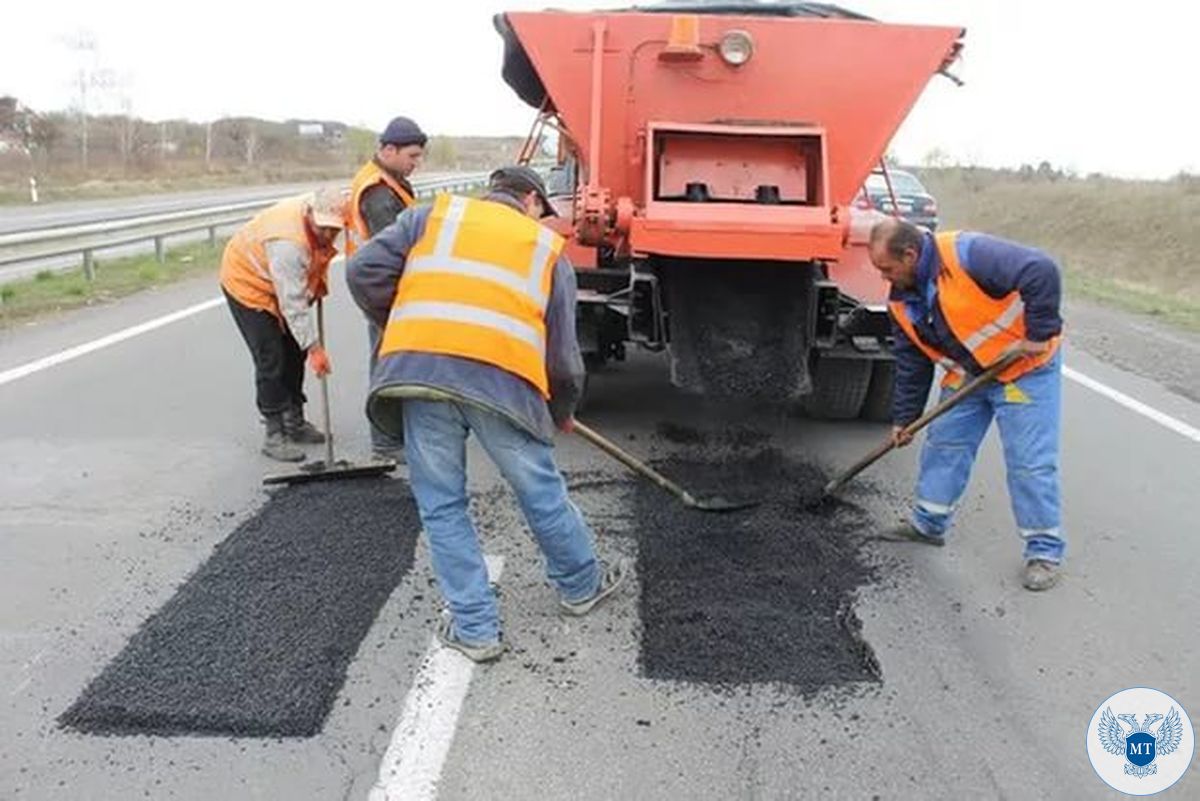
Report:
0,171,494,278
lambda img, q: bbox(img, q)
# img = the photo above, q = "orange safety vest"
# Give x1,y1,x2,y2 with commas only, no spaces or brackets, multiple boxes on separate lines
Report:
379,194,564,397
889,231,1060,386
346,160,417,257
219,196,337,320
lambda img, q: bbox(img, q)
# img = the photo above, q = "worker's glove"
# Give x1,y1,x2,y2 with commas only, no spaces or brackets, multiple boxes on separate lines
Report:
307,346,332,377
558,417,576,434
891,425,914,448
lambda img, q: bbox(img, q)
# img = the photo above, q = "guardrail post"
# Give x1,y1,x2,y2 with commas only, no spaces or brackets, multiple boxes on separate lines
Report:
208,226,217,248
83,250,95,281
154,236,166,264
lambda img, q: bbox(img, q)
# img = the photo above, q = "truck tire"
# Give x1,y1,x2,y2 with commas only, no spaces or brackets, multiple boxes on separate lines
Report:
801,356,872,420
859,360,895,423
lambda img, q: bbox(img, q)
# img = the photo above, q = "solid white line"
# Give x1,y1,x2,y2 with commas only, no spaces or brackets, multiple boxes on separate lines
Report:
369,555,505,801
1064,366,1200,444
0,296,223,388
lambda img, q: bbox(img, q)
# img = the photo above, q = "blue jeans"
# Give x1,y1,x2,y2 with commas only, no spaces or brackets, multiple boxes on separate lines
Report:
911,350,1066,564
403,399,601,644
369,320,404,451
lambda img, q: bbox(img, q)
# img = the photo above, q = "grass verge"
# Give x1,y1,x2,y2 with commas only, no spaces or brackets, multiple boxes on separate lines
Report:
0,241,222,329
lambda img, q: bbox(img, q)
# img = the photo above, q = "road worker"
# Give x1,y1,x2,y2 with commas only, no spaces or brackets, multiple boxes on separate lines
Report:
345,116,427,461
220,187,347,462
346,165,628,662
869,217,1066,591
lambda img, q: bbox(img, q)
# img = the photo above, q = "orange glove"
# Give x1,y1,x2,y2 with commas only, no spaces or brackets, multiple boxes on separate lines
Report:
307,346,331,377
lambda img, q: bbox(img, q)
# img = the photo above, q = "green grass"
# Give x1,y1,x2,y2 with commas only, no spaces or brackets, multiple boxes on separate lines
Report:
0,241,223,328
916,167,1200,332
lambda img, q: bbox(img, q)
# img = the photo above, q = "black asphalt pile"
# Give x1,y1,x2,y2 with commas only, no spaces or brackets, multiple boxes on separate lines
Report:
636,448,881,693
60,479,419,738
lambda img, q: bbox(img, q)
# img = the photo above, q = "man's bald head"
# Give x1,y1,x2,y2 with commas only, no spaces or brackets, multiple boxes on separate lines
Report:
867,217,925,291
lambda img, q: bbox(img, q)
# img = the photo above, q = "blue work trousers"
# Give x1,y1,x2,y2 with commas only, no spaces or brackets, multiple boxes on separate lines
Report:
911,351,1066,564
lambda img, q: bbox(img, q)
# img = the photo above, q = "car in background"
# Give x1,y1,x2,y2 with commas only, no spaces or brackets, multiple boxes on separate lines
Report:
853,168,939,230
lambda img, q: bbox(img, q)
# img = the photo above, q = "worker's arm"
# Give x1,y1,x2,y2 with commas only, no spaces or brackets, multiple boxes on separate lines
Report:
264,240,319,350
960,233,1063,342
360,184,407,238
345,205,432,329
544,253,587,430
889,313,936,429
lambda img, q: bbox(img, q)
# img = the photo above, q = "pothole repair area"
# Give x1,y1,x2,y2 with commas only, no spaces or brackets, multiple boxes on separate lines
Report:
634,438,882,694
60,479,420,738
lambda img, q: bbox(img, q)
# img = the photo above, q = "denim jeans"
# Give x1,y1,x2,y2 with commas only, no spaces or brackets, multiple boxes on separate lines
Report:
368,320,404,451
403,399,601,644
911,350,1066,564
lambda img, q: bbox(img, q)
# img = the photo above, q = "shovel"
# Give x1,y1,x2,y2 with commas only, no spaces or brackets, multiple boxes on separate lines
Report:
573,420,759,513
819,351,1024,500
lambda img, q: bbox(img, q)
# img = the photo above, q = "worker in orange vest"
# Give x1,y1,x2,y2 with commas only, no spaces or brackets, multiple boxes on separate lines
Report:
346,116,427,461
869,216,1065,591
220,187,347,462
345,166,627,662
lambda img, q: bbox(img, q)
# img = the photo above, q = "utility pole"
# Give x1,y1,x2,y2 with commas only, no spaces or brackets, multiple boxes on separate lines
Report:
205,120,213,171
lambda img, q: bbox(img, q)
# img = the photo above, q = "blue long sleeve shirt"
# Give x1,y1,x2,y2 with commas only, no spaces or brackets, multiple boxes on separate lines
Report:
344,192,586,443
890,230,1063,425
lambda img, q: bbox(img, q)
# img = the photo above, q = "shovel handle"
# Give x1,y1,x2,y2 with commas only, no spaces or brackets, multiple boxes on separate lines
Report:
573,420,697,505
317,300,334,466
822,351,1023,497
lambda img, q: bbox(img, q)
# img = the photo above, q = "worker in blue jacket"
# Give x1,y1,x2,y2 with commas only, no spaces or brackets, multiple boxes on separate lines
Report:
868,217,1065,591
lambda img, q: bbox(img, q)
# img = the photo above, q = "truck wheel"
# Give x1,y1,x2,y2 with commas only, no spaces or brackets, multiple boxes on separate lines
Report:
859,360,895,423
802,356,872,420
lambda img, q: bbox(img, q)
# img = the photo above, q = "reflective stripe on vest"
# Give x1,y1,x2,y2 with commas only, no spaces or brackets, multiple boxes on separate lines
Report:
379,194,564,396
889,231,1060,385
347,160,416,256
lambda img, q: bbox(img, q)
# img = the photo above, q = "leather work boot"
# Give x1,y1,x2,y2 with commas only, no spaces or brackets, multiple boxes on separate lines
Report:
282,406,326,445
262,414,305,462
877,521,946,547
1021,559,1061,591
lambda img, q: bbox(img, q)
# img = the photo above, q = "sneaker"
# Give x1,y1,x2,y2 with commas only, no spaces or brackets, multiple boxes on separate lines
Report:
1021,559,1061,591
262,416,305,462
560,558,630,617
435,618,505,663
372,445,406,465
877,521,946,547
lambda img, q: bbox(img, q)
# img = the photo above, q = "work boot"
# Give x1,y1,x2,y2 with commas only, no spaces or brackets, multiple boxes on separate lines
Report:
262,415,305,462
877,521,946,547
560,557,630,617
435,617,505,663
282,406,326,445
1021,559,1061,591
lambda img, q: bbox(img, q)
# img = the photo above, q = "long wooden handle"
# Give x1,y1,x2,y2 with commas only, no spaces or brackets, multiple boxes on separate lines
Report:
317,300,334,466
822,352,1023,496
573,420,696,504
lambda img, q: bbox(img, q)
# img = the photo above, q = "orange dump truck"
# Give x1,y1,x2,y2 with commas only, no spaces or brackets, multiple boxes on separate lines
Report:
494,1,964,418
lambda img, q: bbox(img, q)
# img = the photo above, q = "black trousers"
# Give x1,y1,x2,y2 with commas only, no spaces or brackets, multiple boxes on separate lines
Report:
224,290,306,417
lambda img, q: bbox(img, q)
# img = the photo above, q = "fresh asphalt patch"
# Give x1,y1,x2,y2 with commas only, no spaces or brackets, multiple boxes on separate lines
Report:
635,438,881,693
60,478,420,738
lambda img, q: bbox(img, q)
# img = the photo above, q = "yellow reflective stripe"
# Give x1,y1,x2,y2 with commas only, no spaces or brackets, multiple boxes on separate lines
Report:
432,195,468,258
390,301,545,354
405,254,546,306
963,296,1025,351
529,226,559,302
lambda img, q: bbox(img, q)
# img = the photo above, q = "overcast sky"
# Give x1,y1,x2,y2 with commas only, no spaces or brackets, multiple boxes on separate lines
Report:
3,0,1196,178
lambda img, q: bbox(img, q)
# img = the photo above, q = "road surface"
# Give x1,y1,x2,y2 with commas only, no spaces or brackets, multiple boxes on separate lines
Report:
1,275,1197,800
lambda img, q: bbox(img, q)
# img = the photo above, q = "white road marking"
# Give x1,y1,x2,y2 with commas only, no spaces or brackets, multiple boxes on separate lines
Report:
0,296,223,388
368,554,505,801
1064,366,1200,444
1,291,1197,450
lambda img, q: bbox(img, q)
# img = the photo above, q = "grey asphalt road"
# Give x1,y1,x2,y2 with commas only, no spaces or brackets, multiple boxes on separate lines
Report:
1,276,1197,800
